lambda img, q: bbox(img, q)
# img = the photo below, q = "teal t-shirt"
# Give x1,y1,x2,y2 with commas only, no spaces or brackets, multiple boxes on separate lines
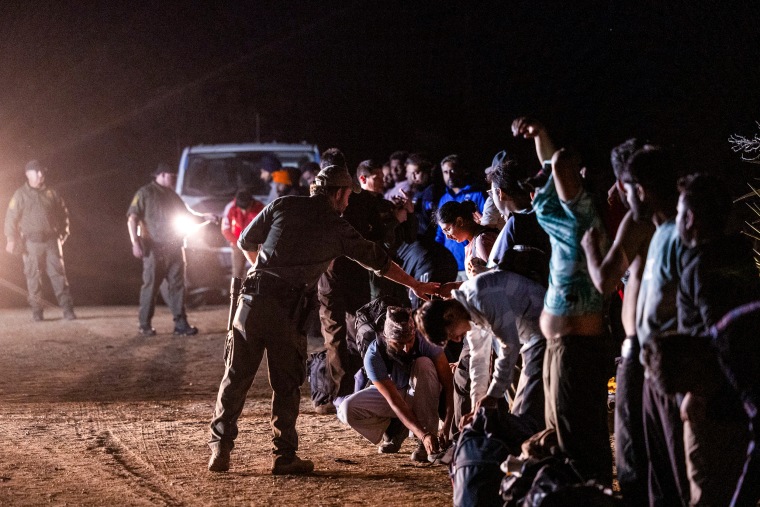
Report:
532,172,605,316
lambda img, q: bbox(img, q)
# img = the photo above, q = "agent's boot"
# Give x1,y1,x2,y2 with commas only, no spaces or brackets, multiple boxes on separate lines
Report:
272,455,314,475
63,307,77,320
174,316,198,336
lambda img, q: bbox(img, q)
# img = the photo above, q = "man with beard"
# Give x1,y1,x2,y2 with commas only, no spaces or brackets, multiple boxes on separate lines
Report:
434,155,487,278
581,138,654,506
338,306,454,463
621,146,689,506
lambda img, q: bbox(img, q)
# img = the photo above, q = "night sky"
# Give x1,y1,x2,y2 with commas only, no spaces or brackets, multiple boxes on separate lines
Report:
1,1,759,307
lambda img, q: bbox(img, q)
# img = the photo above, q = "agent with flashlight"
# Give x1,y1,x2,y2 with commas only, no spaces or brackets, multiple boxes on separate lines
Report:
127,162,214,337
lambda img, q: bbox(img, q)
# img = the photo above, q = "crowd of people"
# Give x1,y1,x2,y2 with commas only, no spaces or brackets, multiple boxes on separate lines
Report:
208,116,759,506
5,114,759,505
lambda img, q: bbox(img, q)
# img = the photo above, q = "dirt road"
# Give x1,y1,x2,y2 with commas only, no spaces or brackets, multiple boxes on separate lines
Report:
0,306,452,506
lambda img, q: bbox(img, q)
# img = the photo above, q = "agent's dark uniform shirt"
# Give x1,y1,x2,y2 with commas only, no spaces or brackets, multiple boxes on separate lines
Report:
5,183,69,243
127,181,190,248
239,194,391,288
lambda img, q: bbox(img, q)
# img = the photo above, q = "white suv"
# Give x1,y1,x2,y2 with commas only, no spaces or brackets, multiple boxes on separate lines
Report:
175,142,320,305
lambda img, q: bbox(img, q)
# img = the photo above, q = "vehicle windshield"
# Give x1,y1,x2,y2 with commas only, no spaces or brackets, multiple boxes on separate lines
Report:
181,151,313,198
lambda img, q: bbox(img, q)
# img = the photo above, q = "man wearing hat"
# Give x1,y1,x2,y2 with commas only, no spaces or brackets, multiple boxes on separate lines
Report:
4,159,76,321
337,306,454,463
127,162,210,336
207,149,440,475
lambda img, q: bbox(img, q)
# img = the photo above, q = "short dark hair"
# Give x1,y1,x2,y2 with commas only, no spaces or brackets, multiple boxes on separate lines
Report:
677,172,732,237
487,158,530,200
321,148,346,170
356,159,383,179
611,138,646,179
625,146,679,203
436,200,478,225
389,150,409,164
414,299,469,346
405,153,433,173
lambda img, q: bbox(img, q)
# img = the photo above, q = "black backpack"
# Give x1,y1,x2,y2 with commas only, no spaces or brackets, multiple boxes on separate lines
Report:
450,407,513,507
306,349,331,407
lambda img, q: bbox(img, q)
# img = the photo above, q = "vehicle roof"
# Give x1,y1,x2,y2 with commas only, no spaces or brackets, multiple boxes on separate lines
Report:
183,143,319,154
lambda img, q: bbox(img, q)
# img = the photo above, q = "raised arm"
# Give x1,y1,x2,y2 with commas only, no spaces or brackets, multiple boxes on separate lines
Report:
511,117,557,166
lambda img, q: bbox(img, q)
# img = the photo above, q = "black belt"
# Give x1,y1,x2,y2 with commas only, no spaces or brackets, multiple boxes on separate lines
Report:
242,271,307,301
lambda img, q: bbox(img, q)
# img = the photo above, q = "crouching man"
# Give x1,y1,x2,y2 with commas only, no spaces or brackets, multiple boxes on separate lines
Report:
338,306,454,462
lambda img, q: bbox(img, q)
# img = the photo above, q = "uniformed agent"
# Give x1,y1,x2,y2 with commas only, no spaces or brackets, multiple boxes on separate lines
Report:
207,160,440,475
127,162,211,336
4,160,75,321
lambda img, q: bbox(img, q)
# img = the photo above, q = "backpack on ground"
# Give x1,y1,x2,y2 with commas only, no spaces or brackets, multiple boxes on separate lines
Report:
450,406,513,507
306,349,331,407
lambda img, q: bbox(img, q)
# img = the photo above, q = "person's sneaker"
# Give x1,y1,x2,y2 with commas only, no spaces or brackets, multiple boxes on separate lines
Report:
173,318,198,336
272,455,314,475
208,446,231,472
139,326,157,337
428,443,454,465
63,308,77,320
410,439,428,463
32,310,44,322
378,418,408,454
314,402,336,415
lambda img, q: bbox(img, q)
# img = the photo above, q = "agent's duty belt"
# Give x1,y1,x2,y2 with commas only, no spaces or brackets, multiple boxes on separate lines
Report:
242,271,308,301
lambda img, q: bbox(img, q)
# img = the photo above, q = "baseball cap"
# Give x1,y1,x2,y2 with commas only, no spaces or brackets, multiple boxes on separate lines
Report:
25,160,47,173
488,150,509,175
314,164,360,193
153,162,177,176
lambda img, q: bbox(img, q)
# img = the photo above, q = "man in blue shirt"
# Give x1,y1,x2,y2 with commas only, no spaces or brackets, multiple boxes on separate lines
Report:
434,155,488,275
338,306,454,462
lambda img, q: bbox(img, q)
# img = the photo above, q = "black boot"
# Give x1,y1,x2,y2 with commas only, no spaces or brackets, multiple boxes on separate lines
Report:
174,316,198,336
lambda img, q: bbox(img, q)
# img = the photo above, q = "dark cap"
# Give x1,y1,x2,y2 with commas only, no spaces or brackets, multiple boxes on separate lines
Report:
383,306,415,342
313,164,360,193
488,149,509,175
25,160,47,173
153,162,176,176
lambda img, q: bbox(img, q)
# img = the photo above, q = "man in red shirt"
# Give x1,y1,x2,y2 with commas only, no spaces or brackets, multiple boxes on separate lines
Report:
221,190,265,278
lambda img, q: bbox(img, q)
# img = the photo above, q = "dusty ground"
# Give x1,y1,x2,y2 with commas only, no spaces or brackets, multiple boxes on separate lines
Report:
0,305,453,506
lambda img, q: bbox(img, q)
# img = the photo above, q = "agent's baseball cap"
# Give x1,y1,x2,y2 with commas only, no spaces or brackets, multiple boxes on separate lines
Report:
25,160,47,173
314,164,360,193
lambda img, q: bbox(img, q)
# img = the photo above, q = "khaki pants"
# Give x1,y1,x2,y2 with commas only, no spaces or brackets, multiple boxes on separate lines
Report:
23,238,73,311
209,292,307,457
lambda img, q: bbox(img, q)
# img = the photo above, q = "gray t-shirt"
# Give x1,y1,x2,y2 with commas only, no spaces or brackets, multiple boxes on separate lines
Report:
636,218,683,352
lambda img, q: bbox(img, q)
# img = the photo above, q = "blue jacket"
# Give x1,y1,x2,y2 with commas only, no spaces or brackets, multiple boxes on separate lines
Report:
434,185,488,270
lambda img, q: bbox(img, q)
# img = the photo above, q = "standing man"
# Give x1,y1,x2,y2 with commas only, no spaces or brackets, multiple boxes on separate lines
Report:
127,162,207,337
622,146,689,506
4,159,76,321
207,161,438,475
221,189,264,279
581,138,653,506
